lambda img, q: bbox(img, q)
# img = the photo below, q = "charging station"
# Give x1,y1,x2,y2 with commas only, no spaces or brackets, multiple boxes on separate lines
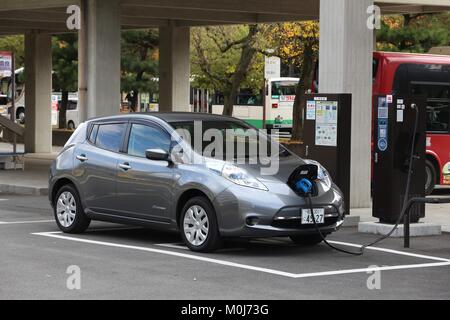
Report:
372,95,427,224
302,94,352,213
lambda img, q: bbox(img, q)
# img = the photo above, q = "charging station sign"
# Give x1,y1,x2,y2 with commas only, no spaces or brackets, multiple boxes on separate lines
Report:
315,101,338,147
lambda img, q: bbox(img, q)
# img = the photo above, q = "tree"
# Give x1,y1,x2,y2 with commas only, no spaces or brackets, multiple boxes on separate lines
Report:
52,34,78,129
191,25,266,116
0,35,25,68
121,29,159,112
268,21,319,141
377,13,449,53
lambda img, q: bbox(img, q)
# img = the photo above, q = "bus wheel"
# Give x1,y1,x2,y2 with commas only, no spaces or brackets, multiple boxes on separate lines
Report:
68,121,75,130
16,108,25,124
425,160,437,196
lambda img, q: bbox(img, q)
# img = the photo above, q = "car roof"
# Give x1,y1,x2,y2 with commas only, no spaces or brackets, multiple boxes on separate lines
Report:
87,112,244,124
145,112,243,123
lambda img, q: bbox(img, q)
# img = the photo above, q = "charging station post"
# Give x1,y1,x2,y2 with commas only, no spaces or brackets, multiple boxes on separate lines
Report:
302,94,352,214
372,95,427,224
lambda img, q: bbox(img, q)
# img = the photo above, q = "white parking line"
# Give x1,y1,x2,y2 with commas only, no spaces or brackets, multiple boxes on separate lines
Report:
32,231,450,279
156,243,189,250
0,220,54,225
328,240,450,263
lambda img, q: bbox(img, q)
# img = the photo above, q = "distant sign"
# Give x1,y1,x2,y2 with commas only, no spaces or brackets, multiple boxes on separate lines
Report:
0,51,12,78
264,56,280,79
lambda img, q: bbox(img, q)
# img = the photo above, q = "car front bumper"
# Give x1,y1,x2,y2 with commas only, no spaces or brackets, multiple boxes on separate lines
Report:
212,182,345,238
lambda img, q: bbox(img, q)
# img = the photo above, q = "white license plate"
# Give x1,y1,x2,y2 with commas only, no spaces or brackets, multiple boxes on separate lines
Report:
301,208,325,224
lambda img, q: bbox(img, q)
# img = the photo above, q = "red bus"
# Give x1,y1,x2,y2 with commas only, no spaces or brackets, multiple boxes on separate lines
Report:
314,52,450,194
373,52,450,194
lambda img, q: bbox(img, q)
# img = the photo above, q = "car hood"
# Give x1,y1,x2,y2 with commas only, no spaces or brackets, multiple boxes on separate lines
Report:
233,153,308,184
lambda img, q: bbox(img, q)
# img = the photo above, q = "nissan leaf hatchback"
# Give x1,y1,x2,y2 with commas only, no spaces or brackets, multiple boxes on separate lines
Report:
49,113,346,252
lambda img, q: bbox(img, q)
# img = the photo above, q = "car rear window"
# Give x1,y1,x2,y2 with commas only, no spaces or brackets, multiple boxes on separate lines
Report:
94,123,127,152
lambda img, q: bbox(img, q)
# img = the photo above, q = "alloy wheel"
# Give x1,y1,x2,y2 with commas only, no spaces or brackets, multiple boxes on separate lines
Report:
56,191,77,228
183,205,209,246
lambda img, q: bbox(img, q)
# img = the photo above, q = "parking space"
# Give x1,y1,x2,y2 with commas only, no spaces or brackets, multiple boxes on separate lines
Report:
1,195,450,300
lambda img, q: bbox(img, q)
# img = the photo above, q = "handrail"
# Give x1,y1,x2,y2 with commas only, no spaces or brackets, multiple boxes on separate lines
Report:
0,114,24,136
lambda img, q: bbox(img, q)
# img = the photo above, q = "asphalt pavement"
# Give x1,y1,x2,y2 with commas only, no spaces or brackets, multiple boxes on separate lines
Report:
1,194,450,300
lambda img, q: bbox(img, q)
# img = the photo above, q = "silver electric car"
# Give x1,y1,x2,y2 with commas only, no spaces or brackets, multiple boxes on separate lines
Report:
49,113,345,252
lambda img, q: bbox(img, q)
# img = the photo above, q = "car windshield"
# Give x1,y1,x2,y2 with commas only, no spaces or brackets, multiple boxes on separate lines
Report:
169,120,288,160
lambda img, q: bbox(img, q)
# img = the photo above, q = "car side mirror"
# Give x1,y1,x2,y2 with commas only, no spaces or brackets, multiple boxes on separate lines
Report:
145,149,170,161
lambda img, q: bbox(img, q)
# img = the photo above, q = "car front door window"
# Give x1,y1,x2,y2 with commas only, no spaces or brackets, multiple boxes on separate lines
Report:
128,123,171,157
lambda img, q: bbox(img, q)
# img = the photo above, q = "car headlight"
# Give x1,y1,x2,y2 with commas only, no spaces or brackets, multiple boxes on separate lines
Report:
205,160,268,191
222,164,268,191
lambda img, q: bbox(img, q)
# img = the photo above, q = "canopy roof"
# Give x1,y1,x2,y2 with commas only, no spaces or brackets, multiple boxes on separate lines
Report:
0,0,448,35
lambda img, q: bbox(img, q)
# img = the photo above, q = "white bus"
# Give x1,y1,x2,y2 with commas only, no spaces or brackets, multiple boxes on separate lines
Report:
211,77,299,130
0,68,25,123
0,68,78,128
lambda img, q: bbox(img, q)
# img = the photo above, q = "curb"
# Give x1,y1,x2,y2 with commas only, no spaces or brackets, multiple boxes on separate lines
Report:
0,184,48,196
342,215,361,227
358,221,442,237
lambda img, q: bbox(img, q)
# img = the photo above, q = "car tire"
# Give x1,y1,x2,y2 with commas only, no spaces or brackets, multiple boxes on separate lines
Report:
54,184,90,234
289,234,324,246
180,196,222,252
425,160,437,196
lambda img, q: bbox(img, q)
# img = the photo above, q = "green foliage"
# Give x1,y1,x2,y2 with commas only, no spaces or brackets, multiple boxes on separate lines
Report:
190,25,266,95
264,22,319,141
121,29,159,99
52,34,78,92
0,35,24,68
377,13,450,53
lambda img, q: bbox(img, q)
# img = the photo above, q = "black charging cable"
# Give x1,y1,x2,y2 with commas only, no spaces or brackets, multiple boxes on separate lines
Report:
305,104,420,255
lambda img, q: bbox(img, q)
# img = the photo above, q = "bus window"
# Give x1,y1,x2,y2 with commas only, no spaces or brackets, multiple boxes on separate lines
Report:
393,64,409,94
271,81,297,97
0,77,8,95
426,102,450,133
236,89,261,106
411,82,450,99
373,58,379,82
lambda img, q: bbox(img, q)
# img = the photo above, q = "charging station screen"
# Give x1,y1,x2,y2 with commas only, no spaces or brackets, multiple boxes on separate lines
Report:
377,97,389,152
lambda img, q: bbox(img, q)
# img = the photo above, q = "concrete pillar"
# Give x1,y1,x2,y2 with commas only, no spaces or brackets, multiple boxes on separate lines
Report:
86,0,121,118
77,0,88,122
159,24,190,112
24,31,52,154
319,0,374,208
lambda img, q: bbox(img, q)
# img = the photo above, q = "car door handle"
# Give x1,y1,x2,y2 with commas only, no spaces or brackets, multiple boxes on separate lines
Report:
119,163,132,171
76,154,88,162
